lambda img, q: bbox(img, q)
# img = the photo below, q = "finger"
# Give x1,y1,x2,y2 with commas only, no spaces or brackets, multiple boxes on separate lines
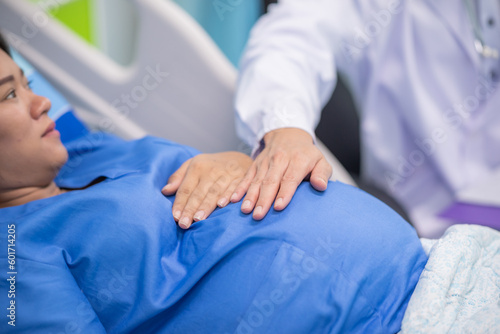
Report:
179,171,229,227
218,177,244,208
178,215,193,230
230,163,258,203
179,176,218,226
252,158,288,220
273,159,312,211
193,175,231,221
309,158,332,192
171,175,200,223
240,161,270,214
162,159,190,196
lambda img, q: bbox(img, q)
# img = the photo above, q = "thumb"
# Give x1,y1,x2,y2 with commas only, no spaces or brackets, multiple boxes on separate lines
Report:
162,159,190,195
309,159,332,192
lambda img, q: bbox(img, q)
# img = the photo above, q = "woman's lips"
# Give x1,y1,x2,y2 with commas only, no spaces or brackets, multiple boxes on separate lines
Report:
42,122,58,137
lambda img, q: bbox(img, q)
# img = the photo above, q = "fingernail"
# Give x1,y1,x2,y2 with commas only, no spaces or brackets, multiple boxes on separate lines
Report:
275,198,283,209
193,211,205,221
218,198,228,207
162,184,172,192
230,192,239,202
173,210,181,221
241,200,252,211
179,217,190,229
254,206,263,217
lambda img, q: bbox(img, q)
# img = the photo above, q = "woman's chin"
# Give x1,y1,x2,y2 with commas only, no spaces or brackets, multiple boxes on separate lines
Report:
47,142,69,173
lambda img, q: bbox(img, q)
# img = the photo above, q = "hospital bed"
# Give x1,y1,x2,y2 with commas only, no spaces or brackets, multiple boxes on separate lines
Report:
1,0,499,332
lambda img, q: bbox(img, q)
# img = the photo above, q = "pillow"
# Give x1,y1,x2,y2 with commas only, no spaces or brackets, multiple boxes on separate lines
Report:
12,51,89,144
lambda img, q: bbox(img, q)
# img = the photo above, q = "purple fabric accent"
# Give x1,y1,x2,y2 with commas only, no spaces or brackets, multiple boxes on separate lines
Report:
439,202,500,230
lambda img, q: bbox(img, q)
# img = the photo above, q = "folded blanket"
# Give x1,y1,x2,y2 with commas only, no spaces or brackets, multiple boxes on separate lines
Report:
400,225,500,333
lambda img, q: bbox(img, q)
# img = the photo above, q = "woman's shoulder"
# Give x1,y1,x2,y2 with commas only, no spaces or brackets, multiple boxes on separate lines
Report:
56,133,199,187
64,133,199,157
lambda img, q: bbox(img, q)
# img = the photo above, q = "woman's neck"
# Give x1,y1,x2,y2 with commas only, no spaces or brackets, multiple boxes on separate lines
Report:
0,182,67,209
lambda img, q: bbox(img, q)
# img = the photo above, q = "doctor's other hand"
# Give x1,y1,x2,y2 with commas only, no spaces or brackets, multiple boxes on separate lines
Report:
231,128,332,220
162,152,252,229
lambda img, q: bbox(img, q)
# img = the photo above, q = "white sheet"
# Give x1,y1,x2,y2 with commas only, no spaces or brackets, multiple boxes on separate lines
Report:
400,224,500,333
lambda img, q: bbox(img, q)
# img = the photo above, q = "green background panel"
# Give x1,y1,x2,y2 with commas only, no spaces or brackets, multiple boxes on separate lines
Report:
28,0,94,45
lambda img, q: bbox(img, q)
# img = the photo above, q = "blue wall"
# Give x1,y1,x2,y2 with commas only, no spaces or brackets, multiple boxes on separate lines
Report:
173,0,262,67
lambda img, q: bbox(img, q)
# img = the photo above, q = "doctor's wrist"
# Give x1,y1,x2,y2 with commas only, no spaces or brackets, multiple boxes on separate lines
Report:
263,128,314,146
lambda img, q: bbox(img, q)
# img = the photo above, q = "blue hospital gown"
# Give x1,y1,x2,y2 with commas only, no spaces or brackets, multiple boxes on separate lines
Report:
0,133,426,333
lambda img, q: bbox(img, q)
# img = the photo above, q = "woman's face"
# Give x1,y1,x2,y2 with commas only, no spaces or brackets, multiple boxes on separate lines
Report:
0,49,68,191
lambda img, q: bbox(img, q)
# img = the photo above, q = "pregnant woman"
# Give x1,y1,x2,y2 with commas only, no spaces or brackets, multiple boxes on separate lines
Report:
0,35,426,333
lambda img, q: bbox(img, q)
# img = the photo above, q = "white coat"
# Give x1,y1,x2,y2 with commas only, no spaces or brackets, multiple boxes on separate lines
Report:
235,0,500,237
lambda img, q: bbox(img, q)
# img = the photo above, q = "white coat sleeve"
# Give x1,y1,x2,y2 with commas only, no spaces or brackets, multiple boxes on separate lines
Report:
235,0,360,152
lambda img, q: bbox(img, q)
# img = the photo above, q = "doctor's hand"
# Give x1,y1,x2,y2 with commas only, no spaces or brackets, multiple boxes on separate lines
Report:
162,152,252,229
231,128,332,220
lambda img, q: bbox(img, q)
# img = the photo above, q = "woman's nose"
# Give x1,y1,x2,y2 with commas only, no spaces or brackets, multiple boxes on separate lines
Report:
30,93,51,119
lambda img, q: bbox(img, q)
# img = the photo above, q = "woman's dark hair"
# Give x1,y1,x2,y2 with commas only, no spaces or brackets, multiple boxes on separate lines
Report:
0,32,11,57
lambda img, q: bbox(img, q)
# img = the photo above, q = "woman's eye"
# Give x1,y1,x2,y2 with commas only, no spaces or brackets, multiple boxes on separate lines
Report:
5,90,17,100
